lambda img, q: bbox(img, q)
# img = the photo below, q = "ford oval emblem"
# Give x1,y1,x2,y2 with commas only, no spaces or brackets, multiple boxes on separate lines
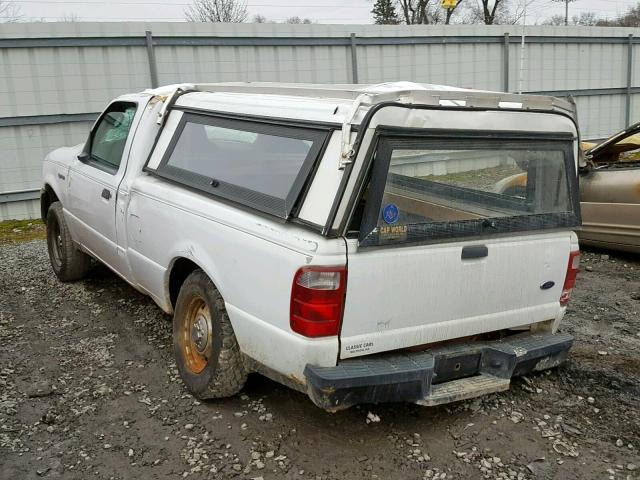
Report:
540,281,555,290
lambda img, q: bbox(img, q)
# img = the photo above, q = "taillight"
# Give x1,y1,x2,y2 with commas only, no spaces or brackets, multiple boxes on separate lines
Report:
290,266,347,338
560,250,580,306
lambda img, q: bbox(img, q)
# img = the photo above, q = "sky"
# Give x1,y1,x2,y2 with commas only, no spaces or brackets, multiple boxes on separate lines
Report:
4,0,640,24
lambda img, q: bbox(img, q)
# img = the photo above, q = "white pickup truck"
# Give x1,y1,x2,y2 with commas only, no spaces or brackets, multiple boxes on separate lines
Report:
41,82,581,410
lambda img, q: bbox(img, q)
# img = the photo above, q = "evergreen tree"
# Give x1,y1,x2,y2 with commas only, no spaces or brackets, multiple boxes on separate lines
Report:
372,0,400,24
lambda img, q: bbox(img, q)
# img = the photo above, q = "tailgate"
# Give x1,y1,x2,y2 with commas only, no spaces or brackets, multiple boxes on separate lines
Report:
340,233,571,359
339,130,581,359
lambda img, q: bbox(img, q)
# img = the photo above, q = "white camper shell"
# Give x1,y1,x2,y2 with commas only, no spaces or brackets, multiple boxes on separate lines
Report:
41,82,581,410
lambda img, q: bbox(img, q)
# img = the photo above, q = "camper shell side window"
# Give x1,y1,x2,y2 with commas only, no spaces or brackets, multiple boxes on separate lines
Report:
147,111,330,219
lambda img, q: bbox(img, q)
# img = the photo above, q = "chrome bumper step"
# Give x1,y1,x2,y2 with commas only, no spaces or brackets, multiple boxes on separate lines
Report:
416,374,511,407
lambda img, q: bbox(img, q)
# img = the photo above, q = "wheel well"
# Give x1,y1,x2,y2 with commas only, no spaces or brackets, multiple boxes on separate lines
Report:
168,258,200,309
40,185,59,221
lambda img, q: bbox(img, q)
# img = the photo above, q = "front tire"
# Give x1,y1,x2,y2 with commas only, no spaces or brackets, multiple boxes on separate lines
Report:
173,269,247,399
46,202,92,282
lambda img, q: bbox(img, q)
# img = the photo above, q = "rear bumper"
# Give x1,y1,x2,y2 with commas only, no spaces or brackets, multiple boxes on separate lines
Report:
304,331,573,411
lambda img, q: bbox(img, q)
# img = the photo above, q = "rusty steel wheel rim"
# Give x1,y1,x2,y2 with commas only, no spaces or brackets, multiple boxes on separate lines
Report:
180,296,213,374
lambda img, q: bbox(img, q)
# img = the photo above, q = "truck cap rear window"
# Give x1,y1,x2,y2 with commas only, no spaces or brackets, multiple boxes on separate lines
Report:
356,131,581,246
150,112,328,219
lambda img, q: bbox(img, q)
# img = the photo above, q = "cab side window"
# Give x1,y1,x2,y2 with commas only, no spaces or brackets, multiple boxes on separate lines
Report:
88,102,137,172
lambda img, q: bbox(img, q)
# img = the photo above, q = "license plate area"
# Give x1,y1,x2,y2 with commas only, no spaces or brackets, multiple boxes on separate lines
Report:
433,350,482,384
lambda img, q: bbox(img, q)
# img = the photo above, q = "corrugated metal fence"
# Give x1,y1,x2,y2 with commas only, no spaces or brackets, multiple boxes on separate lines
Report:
1,22,639,220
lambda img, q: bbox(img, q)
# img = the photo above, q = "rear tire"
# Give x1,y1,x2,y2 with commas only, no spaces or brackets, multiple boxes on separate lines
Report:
46,202,92,282
173,269,247,399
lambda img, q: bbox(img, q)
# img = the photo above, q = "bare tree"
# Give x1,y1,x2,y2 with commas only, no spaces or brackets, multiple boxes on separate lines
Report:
596,4,640,27
542,14,566,25
396,0,444,24
0,0,22,22
252,14,313,24
460,0,520,25
185,0,248,23
551,0,577,26
285,16,313,24
573,11,598,25
59,13,80,22
480,0,503,24
617,5,640,26
397,0,425,24
542,10,599,26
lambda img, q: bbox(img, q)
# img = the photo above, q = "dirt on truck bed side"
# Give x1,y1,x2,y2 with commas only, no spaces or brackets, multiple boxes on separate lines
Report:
0,239,639,480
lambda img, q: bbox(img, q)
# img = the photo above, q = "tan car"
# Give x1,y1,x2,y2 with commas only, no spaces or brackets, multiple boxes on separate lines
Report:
495,125,640,253
579,125,640,253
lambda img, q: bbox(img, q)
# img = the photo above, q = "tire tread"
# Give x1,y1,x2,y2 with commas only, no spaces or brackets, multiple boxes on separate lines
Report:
174,270,247,399
46,202,92,282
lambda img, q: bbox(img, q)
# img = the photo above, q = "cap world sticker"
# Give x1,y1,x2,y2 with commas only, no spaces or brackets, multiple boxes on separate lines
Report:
379,224,408,241
382,203,399,224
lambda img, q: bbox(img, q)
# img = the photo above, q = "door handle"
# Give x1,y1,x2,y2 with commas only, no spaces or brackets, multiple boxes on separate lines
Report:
461,245,488,260
101,188,112,200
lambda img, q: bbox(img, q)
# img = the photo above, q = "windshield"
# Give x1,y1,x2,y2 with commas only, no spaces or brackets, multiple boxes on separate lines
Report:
592,132,640,165
358,134,580,246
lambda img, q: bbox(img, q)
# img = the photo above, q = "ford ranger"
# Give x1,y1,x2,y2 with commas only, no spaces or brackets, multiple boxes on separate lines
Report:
41,82,581,410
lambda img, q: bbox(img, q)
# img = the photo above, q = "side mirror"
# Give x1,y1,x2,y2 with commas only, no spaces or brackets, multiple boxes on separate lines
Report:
78,151,90,163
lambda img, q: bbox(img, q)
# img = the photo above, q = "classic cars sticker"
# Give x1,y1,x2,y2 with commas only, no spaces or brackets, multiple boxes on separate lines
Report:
345,341,374,354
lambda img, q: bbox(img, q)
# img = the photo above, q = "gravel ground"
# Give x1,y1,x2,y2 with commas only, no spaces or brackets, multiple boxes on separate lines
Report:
0,239,639,480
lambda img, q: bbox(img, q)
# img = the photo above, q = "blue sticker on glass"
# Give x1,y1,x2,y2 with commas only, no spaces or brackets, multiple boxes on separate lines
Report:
382,203,399,224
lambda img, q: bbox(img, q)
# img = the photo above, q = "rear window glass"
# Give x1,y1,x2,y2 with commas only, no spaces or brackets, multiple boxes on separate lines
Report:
358,134,580,246
153,112,327,218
